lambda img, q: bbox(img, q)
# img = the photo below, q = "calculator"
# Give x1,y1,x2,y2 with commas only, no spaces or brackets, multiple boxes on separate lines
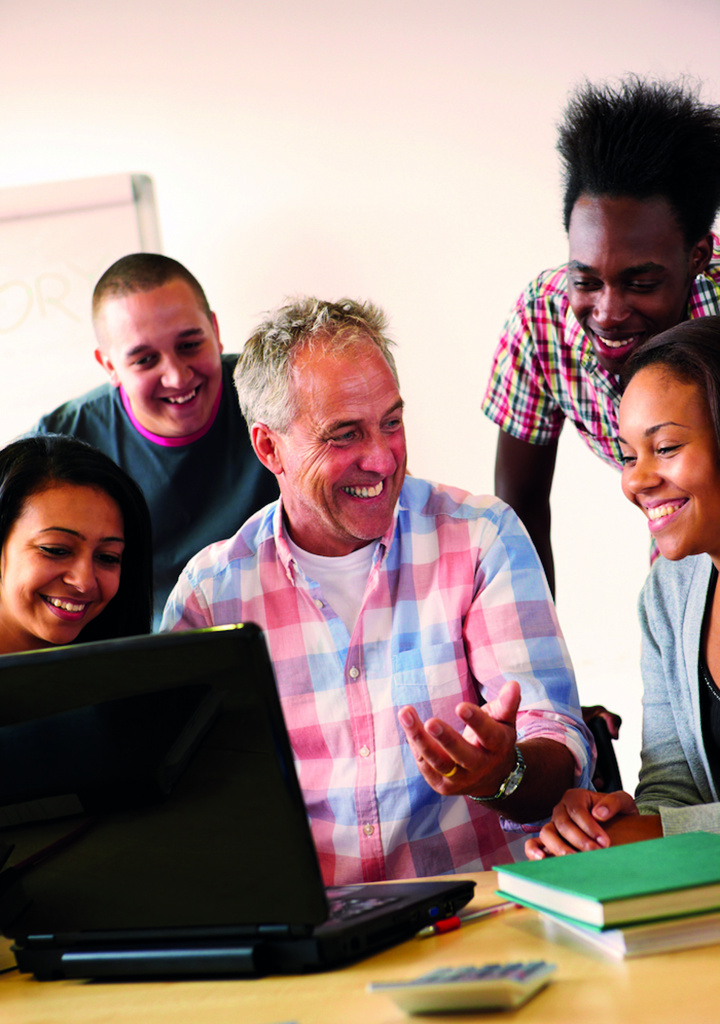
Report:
367,961,556,1014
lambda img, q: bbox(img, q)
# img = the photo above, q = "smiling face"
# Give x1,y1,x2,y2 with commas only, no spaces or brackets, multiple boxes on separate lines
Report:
567,195,712,375
618,365,720,565
94,278,224,438
0,483,125,653
255,338,407,556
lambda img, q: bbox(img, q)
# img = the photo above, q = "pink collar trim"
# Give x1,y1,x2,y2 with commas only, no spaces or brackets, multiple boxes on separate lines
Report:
119,383,222,447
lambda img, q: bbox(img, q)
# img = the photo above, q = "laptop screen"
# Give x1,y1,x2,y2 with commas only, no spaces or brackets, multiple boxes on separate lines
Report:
0,625,329,939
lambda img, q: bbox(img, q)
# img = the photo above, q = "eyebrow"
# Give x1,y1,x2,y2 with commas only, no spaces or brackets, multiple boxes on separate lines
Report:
325,398,404,434
123,327,205,359
618,421,690,444
39,527,125,544
568,260,667,276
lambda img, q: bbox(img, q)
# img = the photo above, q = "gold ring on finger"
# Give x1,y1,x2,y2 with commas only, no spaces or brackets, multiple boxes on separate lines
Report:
439,763,459,778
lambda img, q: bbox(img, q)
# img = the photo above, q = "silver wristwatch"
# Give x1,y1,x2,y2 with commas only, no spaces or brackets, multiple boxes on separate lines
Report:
468,745,526,802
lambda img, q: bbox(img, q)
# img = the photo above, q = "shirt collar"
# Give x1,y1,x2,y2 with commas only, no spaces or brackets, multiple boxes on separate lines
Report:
119,380,223,447
564,298,622,395
272,495,399,585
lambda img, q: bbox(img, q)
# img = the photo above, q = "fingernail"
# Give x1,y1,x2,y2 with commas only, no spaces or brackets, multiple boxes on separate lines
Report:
398,710,413,727
427,721,442,738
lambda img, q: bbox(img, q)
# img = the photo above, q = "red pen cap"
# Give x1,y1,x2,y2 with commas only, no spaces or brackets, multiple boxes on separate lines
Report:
432,916,461,934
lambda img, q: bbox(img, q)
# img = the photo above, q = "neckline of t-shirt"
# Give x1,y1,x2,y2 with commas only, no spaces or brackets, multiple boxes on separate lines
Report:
119,382,223,447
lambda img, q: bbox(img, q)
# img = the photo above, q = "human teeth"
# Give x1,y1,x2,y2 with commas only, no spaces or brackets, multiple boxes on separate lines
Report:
594,339,639,352
342,482,383,498
647,503,683,521
46,597,85,612
597,334,640,349
167,389,197,404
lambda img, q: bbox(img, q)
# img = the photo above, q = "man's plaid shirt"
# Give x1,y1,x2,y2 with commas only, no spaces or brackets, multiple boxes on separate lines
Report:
482,234,720,467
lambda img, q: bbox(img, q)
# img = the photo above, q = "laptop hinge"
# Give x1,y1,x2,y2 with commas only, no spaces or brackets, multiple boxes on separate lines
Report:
257,923,313,938
59,944,262,978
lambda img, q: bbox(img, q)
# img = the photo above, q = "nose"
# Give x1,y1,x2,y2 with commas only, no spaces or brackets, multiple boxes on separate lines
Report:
160,355,193,390
623,454,661,496
592,286,630,327
62,555,98,594
358,431,400,477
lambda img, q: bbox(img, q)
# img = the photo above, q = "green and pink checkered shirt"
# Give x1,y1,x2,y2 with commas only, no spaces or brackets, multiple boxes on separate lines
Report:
482,234,720,469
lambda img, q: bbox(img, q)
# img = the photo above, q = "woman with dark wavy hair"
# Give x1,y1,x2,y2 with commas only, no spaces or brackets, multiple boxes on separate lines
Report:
0,434,152,652
526,317,720,857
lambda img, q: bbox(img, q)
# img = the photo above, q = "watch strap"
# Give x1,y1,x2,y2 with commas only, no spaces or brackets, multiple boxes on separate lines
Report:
467,745,526,802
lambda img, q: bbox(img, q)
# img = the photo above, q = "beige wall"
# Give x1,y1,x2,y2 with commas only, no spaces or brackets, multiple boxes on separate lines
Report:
2,0,719,792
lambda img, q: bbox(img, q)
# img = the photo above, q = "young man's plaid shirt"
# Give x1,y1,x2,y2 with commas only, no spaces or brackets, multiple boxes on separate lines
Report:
483,234,720,466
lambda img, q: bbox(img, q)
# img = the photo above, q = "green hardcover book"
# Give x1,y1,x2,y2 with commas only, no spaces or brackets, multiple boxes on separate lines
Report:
494,832,720,929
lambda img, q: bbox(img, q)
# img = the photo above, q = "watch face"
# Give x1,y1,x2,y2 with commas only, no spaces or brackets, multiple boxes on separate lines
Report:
502,749,526,798
503,771,522,797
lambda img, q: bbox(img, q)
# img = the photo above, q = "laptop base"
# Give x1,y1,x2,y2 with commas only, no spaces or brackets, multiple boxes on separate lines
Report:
13,878,475,980
0,626,475,981
13,941,263,981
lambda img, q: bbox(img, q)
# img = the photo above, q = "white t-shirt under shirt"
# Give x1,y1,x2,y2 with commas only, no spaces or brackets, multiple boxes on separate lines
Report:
286,535,376,635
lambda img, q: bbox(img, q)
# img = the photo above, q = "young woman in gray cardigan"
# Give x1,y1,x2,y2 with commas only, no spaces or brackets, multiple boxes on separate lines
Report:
526,318,720,858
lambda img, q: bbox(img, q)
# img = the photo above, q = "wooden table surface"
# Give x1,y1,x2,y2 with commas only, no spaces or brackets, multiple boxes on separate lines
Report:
1,871,718,1023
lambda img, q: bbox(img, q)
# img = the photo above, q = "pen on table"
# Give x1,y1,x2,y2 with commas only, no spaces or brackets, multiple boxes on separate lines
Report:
416,901,517,938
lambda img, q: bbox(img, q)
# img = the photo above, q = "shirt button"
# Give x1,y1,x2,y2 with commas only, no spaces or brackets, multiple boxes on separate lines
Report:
359,745,370,758
314,599,323,610
349,666,359,679
363,824,375,836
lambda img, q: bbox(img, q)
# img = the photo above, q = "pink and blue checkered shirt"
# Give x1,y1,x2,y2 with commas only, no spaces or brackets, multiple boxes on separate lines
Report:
482,234,720,464
162,477,592,885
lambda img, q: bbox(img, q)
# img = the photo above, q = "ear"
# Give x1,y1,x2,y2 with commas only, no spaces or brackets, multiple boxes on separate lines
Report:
690,234,714,277
251,423,284,476
210,311,223,354
94,348,121,388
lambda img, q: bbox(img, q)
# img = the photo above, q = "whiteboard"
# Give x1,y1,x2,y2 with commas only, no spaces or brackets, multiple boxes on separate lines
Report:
0,173,162,445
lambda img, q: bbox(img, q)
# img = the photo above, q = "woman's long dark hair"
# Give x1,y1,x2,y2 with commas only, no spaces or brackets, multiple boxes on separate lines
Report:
622,316,720,450
0,435,153,641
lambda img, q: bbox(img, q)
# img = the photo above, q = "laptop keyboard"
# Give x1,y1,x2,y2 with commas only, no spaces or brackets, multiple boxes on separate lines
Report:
326,887,401,922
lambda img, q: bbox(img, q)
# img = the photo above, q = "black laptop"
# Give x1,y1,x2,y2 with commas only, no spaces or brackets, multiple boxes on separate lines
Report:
0,624,474,980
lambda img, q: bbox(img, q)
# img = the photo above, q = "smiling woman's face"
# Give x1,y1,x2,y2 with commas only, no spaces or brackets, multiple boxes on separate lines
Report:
0,482,125,653
618,364,720,565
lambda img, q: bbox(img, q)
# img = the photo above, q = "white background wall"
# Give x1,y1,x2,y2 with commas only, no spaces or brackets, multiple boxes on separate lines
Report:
2,0,719,793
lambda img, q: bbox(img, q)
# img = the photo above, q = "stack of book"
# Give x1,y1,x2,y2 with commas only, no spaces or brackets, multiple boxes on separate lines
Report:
494,831,720,959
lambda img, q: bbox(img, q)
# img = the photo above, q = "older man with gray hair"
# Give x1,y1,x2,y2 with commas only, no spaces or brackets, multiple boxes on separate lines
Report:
162,297,592,885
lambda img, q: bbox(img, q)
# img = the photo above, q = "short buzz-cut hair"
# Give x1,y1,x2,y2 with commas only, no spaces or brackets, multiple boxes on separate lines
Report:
234,296,399,434
557,75,720,246
92,253,212,322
